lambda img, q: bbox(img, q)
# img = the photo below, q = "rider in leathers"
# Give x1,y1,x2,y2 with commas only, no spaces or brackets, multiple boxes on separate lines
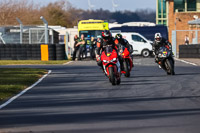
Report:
152,33,172,63
96,30,120,72
114,33,133,54
114,33,134,68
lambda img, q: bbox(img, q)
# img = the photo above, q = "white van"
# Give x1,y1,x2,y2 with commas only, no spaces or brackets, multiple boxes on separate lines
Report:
112,32,153,57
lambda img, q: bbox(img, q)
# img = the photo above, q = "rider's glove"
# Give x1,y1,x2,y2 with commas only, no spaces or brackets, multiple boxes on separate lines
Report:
96,54,100,61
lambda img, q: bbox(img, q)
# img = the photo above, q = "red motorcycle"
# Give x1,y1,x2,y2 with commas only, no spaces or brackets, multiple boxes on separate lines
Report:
119,45,133,77
101,45,121,85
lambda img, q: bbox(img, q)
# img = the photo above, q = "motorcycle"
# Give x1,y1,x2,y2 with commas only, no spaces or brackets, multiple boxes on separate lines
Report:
101,45,121,85
119,45,133,77
157,46,175,75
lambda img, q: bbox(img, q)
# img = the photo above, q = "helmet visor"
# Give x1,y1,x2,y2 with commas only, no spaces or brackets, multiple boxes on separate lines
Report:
155,37,161,41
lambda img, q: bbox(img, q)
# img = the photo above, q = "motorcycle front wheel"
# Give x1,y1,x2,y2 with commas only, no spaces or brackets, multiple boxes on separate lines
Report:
165,59,175,75
109,67,116,85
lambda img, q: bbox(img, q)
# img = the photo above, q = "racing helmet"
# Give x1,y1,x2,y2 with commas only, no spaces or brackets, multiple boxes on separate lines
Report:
115,33,122,41
102,30,112,42
155,33,162,43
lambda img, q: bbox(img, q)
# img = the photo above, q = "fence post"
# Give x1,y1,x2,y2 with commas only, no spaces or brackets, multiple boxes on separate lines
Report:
40,16,49,44
65,32,69,60
51,29,54,44
172,30,177,57
16,18,23,44
29,29,31,44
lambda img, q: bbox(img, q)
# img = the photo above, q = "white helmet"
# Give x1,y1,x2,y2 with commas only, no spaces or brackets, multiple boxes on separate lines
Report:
155,33,162,43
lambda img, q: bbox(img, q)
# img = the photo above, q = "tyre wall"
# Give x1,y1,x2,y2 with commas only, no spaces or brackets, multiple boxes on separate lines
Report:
179,44,200,58
0,44,66,60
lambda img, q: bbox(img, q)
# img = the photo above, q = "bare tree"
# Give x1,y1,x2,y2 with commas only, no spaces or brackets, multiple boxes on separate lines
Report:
0,0,156,27
0,0,41,25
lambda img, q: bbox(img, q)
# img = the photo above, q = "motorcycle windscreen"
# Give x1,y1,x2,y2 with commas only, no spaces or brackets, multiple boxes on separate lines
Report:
119,44,125,51
158,47,168,58
105,46,113,57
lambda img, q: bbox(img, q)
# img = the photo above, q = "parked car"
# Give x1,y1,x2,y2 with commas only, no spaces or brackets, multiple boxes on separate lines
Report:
112,32,153,57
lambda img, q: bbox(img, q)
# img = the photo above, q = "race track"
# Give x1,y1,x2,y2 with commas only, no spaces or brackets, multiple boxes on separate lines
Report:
0,58,200,133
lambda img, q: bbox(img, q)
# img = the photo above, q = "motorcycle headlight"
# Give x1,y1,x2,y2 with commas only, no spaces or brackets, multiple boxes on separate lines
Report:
103,60,107,63
111,58,117,62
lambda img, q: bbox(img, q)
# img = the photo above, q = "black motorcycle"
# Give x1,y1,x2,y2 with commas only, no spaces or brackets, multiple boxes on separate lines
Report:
157,46,175,75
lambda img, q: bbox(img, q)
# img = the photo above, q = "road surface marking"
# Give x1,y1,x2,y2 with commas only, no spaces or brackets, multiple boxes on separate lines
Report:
175,58,198,66
0,70,52,110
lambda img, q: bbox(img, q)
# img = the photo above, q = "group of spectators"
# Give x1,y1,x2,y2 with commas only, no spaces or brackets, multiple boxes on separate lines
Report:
72,34,96,61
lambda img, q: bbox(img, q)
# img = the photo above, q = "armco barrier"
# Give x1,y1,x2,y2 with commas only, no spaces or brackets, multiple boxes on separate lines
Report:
179,44,200,58
0,44,66,60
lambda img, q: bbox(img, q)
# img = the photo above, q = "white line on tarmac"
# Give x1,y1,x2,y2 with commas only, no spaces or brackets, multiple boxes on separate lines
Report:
0,70,52,110
175,58,198,66
63,61,73,65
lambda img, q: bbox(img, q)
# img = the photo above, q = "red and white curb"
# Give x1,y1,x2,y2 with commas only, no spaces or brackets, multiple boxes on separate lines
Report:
0,70,52,110
175,58,198,66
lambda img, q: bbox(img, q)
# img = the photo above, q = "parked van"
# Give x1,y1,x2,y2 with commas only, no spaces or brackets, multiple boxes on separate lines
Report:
112,32,153,57
110,25,168,41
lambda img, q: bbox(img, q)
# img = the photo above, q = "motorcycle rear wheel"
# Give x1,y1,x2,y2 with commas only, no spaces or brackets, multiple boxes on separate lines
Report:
124,60,130,77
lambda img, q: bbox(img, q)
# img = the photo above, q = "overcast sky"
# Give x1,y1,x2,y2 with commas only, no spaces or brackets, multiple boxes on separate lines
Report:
35,0,156,11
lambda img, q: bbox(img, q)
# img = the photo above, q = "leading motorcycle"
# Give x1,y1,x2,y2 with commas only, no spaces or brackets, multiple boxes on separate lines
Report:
101,45,121,85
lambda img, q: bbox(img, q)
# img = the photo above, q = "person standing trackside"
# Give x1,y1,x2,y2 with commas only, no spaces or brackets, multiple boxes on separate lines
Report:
76,34,85,60
185,35,189,45
72,35,79,61
85,35,91,59
90,36,96,60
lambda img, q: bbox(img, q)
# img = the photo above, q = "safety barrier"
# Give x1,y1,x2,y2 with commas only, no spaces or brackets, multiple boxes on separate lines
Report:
0,44,66,60
179,44,200,58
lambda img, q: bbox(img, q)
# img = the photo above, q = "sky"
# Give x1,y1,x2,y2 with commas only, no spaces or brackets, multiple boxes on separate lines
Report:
35,0,156,12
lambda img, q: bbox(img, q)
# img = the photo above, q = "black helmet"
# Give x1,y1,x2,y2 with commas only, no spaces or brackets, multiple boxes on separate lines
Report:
115,33,122,40
102,30,112,41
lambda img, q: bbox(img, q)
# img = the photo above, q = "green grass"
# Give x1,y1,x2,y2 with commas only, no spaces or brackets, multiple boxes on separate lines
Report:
0,68,47,101
0,60,71,65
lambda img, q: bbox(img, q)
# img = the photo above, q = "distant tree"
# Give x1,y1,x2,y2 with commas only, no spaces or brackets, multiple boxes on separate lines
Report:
67,8,84,27
111,11,140,23
0,0,18,25
0,0,41,25
135,9,156,23
78,9,155,24
40,1,66,27
0,0,156,27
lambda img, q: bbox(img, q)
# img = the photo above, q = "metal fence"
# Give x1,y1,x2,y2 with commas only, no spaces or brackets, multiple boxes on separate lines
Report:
172,30,200,57
0,26,59,44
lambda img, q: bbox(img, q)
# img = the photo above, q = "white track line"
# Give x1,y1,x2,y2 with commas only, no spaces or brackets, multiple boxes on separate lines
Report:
63,61,73,65
0,70,52,110
175,58,198,66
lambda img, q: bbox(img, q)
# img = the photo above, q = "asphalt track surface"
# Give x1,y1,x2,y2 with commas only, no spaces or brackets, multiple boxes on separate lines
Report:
0,58,200,133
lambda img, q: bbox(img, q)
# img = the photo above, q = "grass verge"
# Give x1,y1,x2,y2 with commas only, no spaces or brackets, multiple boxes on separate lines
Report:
0,60,71,65
0,68,47,102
